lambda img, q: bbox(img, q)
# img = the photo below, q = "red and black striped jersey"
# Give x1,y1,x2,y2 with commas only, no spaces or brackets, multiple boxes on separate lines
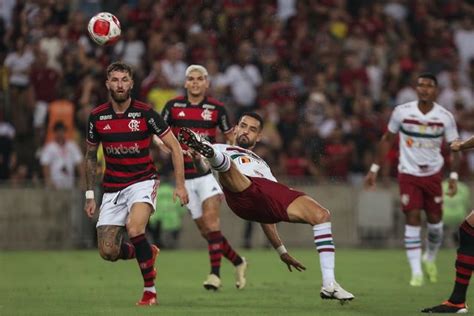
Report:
162,96,232,179
87,100,170,192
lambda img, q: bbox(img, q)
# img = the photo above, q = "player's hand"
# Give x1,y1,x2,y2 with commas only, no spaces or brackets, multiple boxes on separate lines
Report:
84,199,96,218
447,178,458,197
364,172,377,190
184,148,202,160
174,185,189,206
450,139,463,152
280,253,306,272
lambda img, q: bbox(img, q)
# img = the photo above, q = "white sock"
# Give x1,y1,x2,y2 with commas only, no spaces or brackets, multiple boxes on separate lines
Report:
424,221,443,262
207,147,231,172
144,286,156,293
313,222,335,286
405,225,422,276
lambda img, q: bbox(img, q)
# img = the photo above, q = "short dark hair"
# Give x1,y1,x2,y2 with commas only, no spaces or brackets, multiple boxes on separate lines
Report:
239,112,264,130
417,72,438,86
106,61,133,78
53,121,66,132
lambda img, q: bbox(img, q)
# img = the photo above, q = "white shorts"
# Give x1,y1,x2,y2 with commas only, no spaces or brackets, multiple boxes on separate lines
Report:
96,179,159,227
185,173,223,219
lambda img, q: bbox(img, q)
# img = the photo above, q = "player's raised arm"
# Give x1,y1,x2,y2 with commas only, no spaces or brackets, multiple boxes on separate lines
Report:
364,131,397,189
260,223,306,272
160,131,189,206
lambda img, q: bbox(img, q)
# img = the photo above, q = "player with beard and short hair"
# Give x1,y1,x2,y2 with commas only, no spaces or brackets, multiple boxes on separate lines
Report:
84,61,189,306
180,112,355,303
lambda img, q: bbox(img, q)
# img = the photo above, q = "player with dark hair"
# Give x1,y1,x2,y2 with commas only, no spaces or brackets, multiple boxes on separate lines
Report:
422,136,474,313
179,112,354,302
84,61,189,306
162,64,246,291
365,73,460,286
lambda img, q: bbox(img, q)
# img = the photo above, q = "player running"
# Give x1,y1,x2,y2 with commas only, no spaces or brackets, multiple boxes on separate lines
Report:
162,65,246,291
84,61,188,306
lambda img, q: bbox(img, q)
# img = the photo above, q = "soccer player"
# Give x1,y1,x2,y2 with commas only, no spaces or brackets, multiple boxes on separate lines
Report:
179,113,355,302
84,61,189,306
161,64,247,291
421,136,474,314
365,73,460,287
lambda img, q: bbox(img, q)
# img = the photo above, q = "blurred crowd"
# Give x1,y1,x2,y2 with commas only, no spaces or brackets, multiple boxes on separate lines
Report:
0,0,474,188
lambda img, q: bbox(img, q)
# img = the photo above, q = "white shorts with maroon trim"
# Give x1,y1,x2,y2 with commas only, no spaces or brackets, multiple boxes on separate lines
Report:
96,179,159,227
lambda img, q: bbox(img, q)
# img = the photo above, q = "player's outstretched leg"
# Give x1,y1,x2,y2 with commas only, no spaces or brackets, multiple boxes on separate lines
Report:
287,195,354,302
421,218,474,314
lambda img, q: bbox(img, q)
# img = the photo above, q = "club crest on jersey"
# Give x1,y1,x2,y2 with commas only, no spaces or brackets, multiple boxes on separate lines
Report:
201,109,212,121
128,119,140,131
128,112,141,119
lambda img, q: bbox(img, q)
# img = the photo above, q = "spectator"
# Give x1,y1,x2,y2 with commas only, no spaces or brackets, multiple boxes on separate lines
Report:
40,122,83,189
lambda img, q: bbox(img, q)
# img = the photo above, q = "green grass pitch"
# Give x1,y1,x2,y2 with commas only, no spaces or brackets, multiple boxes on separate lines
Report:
0,248,461,315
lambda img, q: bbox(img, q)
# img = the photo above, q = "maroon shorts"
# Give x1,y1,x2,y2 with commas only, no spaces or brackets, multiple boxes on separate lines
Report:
398,172,443,215
223,176,305,224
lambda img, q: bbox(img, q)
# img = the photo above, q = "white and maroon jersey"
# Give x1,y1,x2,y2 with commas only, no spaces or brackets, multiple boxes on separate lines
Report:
162,96,232,179
387,101,459,176
87,100,170,192
214,144,277,182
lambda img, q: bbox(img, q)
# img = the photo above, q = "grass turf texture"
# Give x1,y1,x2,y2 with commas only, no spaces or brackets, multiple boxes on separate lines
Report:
0,249,460,315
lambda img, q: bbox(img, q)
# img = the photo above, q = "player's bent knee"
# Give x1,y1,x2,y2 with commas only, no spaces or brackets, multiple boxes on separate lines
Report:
318,208,331,223
98,246,120,261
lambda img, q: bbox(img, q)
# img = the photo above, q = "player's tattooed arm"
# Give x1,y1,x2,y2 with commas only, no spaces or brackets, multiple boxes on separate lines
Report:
85,144,98,190
97,225,125,261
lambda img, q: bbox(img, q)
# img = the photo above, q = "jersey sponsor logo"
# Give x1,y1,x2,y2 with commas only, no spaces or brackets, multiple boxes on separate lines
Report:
173,102,187,108
202,104,215,110
221,115,229,130
239,157,251,164
405,137,438,149
201,109,212,121
105,143,140,155
88,122,95,140
148,118,160,133
99,114,112,120
178,111,186,117
103,124,111,130
128,119,140,132
128,112,142,119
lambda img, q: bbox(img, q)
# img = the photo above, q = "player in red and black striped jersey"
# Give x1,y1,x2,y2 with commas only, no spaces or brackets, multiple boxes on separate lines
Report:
84,61,188,306
162,65,246,291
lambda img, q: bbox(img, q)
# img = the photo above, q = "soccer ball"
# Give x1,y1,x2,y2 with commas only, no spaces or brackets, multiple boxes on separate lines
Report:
87,12,121,46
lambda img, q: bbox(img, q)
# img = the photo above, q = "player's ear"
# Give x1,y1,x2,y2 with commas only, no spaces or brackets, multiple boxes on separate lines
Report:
105,79,110,89
205,78,210,89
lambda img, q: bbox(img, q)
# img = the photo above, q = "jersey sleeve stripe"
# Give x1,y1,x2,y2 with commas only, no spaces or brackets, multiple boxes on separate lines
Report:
158,126,171,138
